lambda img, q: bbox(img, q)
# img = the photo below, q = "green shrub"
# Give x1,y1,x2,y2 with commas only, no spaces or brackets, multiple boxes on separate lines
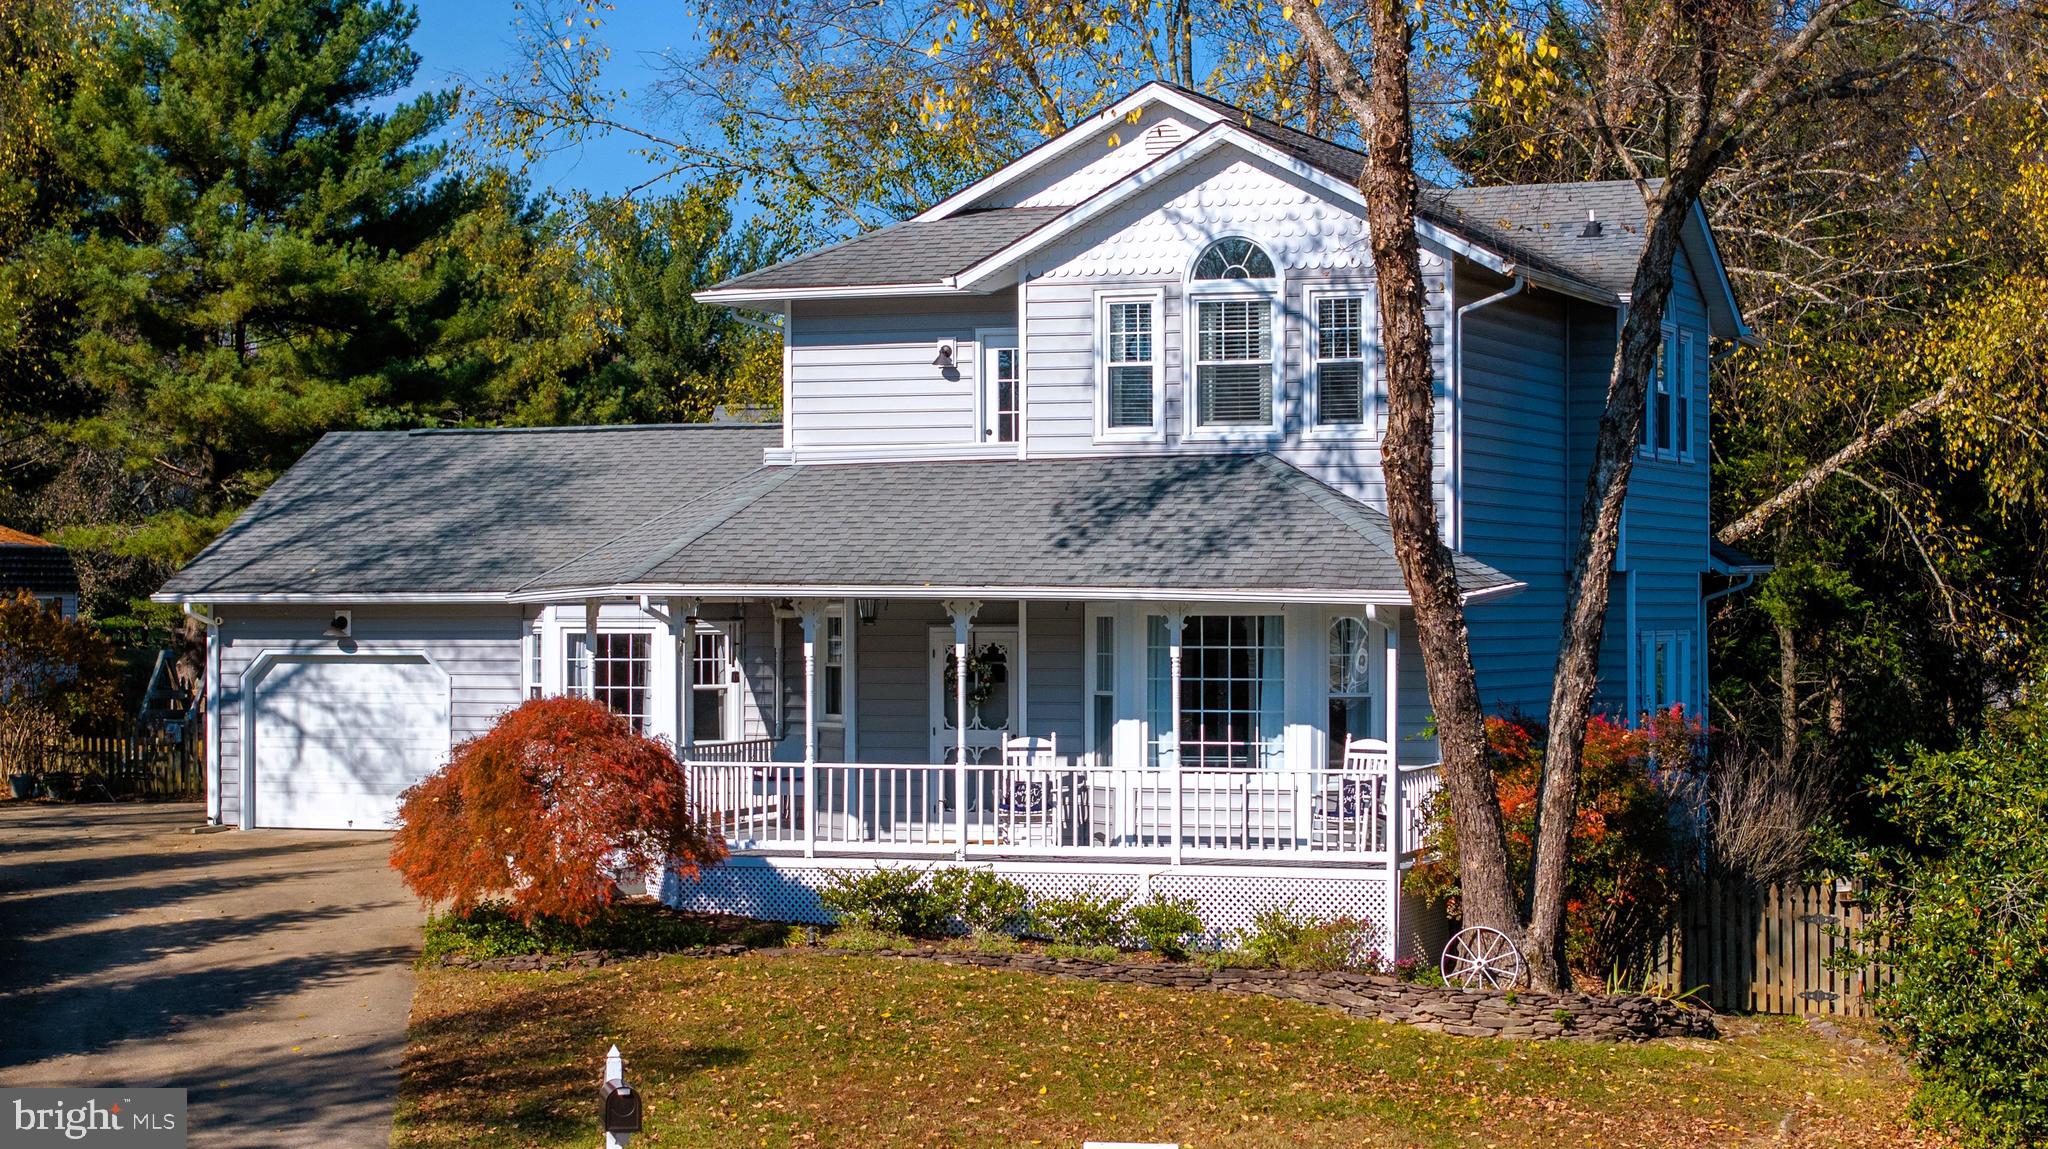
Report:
965,929,1021,955
420,900,727,961
1029,887,1131,947
1227,905,1373,971
1858,692,2048,1147
822,924,912,953
1129,896,1204,960
929,868,1031,935
818,867,955,937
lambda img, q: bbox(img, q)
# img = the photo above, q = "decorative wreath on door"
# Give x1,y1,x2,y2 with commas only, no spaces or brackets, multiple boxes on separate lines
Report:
943,642,1009,712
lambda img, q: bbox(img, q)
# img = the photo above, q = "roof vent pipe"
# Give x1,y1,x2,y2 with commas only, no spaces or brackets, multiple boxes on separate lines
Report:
1582,209,1603,238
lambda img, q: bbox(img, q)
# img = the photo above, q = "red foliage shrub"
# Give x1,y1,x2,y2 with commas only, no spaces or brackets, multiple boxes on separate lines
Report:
1407,708,1697,977
390,697,725,925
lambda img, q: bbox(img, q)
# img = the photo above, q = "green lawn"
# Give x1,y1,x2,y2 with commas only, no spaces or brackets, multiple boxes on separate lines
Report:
396,952,1939,1148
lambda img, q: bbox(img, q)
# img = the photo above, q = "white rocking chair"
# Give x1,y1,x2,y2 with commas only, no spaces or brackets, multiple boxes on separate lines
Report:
997,733,1062,846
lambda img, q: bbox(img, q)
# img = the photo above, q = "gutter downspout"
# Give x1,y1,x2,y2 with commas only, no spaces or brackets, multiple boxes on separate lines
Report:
182,602,222,825
1452,274,1529,550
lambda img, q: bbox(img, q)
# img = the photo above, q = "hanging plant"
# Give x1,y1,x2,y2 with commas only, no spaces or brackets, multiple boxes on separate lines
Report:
944,642,1008,713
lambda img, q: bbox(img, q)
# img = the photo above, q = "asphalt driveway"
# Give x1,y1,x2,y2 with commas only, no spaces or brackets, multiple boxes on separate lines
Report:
0,802,421,1147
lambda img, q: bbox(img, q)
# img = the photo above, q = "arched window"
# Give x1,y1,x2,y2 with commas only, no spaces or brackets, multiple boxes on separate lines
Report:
1328,616,1377,762
1189,238,1278,429
1191,236,1276,280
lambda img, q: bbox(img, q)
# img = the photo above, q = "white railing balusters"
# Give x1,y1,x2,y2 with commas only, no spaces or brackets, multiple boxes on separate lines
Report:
677,754,1423,862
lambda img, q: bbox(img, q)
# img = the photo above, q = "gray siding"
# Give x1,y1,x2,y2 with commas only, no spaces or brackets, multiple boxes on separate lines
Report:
211,605,525,827
786,294,1018,449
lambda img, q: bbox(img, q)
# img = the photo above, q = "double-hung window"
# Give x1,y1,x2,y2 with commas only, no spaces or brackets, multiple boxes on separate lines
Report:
691,625,740,742
1675,331,1695,461
821,612,846,723
567,632,651,732
1313,294,1369,428
1189,237,1278,432
1099,296,1159,434
1641,325,1680,458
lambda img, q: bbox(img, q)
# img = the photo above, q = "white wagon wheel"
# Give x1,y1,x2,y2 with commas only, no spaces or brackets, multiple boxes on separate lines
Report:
1440,925,1525,990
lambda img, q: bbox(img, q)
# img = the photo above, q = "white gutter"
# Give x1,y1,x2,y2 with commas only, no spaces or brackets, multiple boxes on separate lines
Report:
151,591,509,606
505,580,1529,608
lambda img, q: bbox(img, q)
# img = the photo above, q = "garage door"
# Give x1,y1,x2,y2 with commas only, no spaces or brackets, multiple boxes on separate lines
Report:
251,656,451,830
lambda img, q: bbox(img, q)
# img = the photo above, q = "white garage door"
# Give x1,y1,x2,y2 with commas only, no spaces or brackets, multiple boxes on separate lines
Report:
252,656,451,830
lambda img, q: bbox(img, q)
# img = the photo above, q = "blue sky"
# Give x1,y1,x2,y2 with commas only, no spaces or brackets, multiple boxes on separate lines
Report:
403,0,703,196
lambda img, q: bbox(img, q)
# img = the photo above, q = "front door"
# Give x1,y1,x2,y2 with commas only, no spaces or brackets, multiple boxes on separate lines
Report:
980,332,1019,443
929,626,1018,763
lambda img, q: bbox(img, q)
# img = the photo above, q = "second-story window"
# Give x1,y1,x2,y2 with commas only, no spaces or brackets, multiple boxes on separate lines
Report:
1676,331,1695,462
1100,296,1159,433
1313,295,1368,427
1190,238,1277,432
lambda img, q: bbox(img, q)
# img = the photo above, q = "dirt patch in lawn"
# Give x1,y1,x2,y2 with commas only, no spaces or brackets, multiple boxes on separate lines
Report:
396,953,1942,1149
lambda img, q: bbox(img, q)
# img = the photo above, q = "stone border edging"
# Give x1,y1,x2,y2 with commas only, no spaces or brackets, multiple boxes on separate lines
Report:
437,943,1714,1042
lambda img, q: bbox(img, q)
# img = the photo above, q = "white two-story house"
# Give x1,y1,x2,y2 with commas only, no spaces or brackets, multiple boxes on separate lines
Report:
155,83,1754,954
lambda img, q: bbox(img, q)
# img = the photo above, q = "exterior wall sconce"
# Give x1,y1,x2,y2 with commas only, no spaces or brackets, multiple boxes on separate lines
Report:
322,610,352,638
932,338,957,369
854,598,880,626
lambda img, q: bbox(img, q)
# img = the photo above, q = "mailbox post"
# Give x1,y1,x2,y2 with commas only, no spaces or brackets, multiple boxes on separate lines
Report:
600,1044,642,1148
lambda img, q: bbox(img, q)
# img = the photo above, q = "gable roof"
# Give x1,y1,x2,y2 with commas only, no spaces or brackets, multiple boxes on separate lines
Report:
517,453,1519,604
153,425,779,601
701,82,1748,337
708,207,1063,295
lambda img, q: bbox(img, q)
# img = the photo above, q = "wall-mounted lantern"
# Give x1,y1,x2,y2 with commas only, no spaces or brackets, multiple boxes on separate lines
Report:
854,598,880,626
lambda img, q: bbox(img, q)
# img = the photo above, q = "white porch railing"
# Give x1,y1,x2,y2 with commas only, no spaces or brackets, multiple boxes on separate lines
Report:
682,752,1440,864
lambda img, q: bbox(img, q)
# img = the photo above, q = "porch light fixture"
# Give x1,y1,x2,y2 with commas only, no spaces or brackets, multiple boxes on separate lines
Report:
855,598,880,626
932,338,957,369
322,610,352,638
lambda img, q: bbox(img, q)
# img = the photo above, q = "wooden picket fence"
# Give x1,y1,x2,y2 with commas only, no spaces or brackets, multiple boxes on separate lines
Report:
27,729,204,800
1645,878,1891,1017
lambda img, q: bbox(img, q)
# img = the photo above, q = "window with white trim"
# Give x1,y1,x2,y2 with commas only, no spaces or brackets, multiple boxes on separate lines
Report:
524,629,542,700
691,625,739,742
1148,613,1286,769
1313,294,1369,427
567,632,651,732
1636,629,1692,718
1326,616,1378,762
1676,331,1695,461
1099,296,1158,433
1641,325,1679,458
821,611,846,722
1190,238,1278,431
1089,613,1116,767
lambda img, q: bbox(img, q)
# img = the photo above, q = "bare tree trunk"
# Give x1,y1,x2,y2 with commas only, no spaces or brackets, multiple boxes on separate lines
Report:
1289,0,1522,939
1523,186,1699,987
1718,380,1959,546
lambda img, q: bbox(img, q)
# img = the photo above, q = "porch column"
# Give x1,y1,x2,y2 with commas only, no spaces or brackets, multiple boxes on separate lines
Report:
943,598,981,857
1384,608,1404,957
676,598,701,754
794,599,827,859
1164,606,1186,865
581,597,601,695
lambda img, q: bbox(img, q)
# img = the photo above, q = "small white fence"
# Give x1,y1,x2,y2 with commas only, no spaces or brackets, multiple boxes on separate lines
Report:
683,756,1442,865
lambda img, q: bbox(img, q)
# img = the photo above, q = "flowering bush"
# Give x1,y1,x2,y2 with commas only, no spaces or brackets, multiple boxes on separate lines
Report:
389,697,724,926
1406,710,1693,977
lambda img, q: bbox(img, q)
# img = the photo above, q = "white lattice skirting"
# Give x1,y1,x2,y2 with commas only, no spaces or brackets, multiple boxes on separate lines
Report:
655,856,1449,961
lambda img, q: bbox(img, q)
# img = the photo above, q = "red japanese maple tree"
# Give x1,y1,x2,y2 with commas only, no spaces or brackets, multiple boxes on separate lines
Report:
390,697,724,925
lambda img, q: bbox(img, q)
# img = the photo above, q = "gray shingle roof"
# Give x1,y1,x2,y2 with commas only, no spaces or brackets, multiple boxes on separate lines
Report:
523,453,1516,599
1427,182,1656,296
711,207,1065,292
1,544,78,596
156,425,778,598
